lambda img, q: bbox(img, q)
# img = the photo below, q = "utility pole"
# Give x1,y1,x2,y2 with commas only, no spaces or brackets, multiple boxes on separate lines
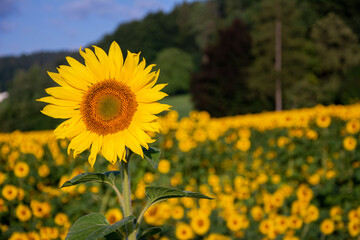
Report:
275,1,282,111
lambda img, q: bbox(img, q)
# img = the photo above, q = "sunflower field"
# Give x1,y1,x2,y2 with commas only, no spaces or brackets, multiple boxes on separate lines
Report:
2,103,360,240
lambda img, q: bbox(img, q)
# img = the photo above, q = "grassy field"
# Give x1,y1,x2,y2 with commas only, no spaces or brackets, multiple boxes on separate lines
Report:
160,93,193,118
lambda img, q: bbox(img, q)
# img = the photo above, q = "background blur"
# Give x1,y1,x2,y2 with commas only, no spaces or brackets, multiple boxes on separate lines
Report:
1,0,360,131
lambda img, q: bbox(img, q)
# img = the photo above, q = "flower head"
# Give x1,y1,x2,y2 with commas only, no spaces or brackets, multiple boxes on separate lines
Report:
39,42,170,166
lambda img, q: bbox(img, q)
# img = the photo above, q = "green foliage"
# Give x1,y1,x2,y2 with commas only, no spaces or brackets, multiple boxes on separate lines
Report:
66,213,135,240
142,147,161,170
145,186,213,206
304,0,360,38
61,171,122,188
96,3,200,65
187,1,220,51
191,19,254,117
247,0,315,109
312,13,360,106
312,13,360,74
137,227,162,240
340,66,360,104
0,52,70,92
154,48,194,95
0,64,60,132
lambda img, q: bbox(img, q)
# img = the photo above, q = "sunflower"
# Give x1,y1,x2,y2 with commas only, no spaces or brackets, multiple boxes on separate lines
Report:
105,208,123,224
190,214,210,235
38,42,170,166
15,204,32,222
320,219,335,235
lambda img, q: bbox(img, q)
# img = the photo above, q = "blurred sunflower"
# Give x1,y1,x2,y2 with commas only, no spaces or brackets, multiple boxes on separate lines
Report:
38,41,170,166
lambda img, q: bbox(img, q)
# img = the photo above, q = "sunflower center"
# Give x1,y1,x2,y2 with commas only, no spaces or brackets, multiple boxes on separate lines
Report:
80,79,137,135
96,95,121,121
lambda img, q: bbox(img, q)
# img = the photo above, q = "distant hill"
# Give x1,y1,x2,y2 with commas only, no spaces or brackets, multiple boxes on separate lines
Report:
0,51,75,91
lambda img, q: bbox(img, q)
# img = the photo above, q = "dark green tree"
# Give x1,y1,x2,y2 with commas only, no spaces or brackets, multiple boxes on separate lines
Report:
96,3,200,65
311,13,360,104
247,0,315,110
154,48,194,95
304,0,360,38
0,65,59,131
191,19,254,117
187,1,220,52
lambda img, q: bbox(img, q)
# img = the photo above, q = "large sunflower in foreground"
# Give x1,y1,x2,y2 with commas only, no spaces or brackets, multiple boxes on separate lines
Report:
38,41,170,166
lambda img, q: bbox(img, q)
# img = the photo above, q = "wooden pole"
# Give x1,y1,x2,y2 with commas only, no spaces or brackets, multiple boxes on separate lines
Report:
275,3,282,111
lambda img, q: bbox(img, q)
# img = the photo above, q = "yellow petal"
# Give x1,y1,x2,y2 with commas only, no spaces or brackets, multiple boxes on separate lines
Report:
129,68,158,92
48,71,70,87
121,51,139,83
123,129,143,158
140,70,160,90
102,134,117,164
67,131,94,157
41,105,78,119
114,131,126,161
137,103,171,114
135,88,168,103
127,124,150,149
45,87,83,102
54,115,85,139
79,48,104,81
93,45,110,79
58,65,89,91
132,110,158,123
137,121,161,133
66,56,98,84
108,41,123,80
37,96,80,108
151,83,167,92
89,135,103,167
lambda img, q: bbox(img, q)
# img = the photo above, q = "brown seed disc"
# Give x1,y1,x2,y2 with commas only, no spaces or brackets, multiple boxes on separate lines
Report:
80,79,137,135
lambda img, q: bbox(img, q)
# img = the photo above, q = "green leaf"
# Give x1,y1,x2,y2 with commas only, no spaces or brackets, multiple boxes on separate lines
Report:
143,147,161,169
137,227,162,240
61,171,121,188
145,186,213,206
66,213,109,240
65,213,135,240
87,216,135,240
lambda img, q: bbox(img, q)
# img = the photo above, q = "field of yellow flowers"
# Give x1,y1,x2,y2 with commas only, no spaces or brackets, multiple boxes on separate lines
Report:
2,103,360,240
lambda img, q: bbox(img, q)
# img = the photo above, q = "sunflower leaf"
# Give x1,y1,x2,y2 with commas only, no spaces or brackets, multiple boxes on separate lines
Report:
65,213,135,240
137,227,162,240
142,147,161,169
61,171,121,188
87,216,135,240
66,213,110,240
145,186,213,206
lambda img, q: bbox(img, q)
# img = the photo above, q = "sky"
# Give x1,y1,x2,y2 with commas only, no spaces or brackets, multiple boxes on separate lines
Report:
0,0,196,57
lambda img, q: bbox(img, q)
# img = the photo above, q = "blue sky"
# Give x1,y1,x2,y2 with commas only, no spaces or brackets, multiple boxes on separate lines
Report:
0,0,196,57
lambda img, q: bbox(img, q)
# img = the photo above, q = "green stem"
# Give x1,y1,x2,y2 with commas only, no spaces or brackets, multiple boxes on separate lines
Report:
135,202,151,233
301,223,310,239
109,183,125,212
121,151,136,240
100,188,111,213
